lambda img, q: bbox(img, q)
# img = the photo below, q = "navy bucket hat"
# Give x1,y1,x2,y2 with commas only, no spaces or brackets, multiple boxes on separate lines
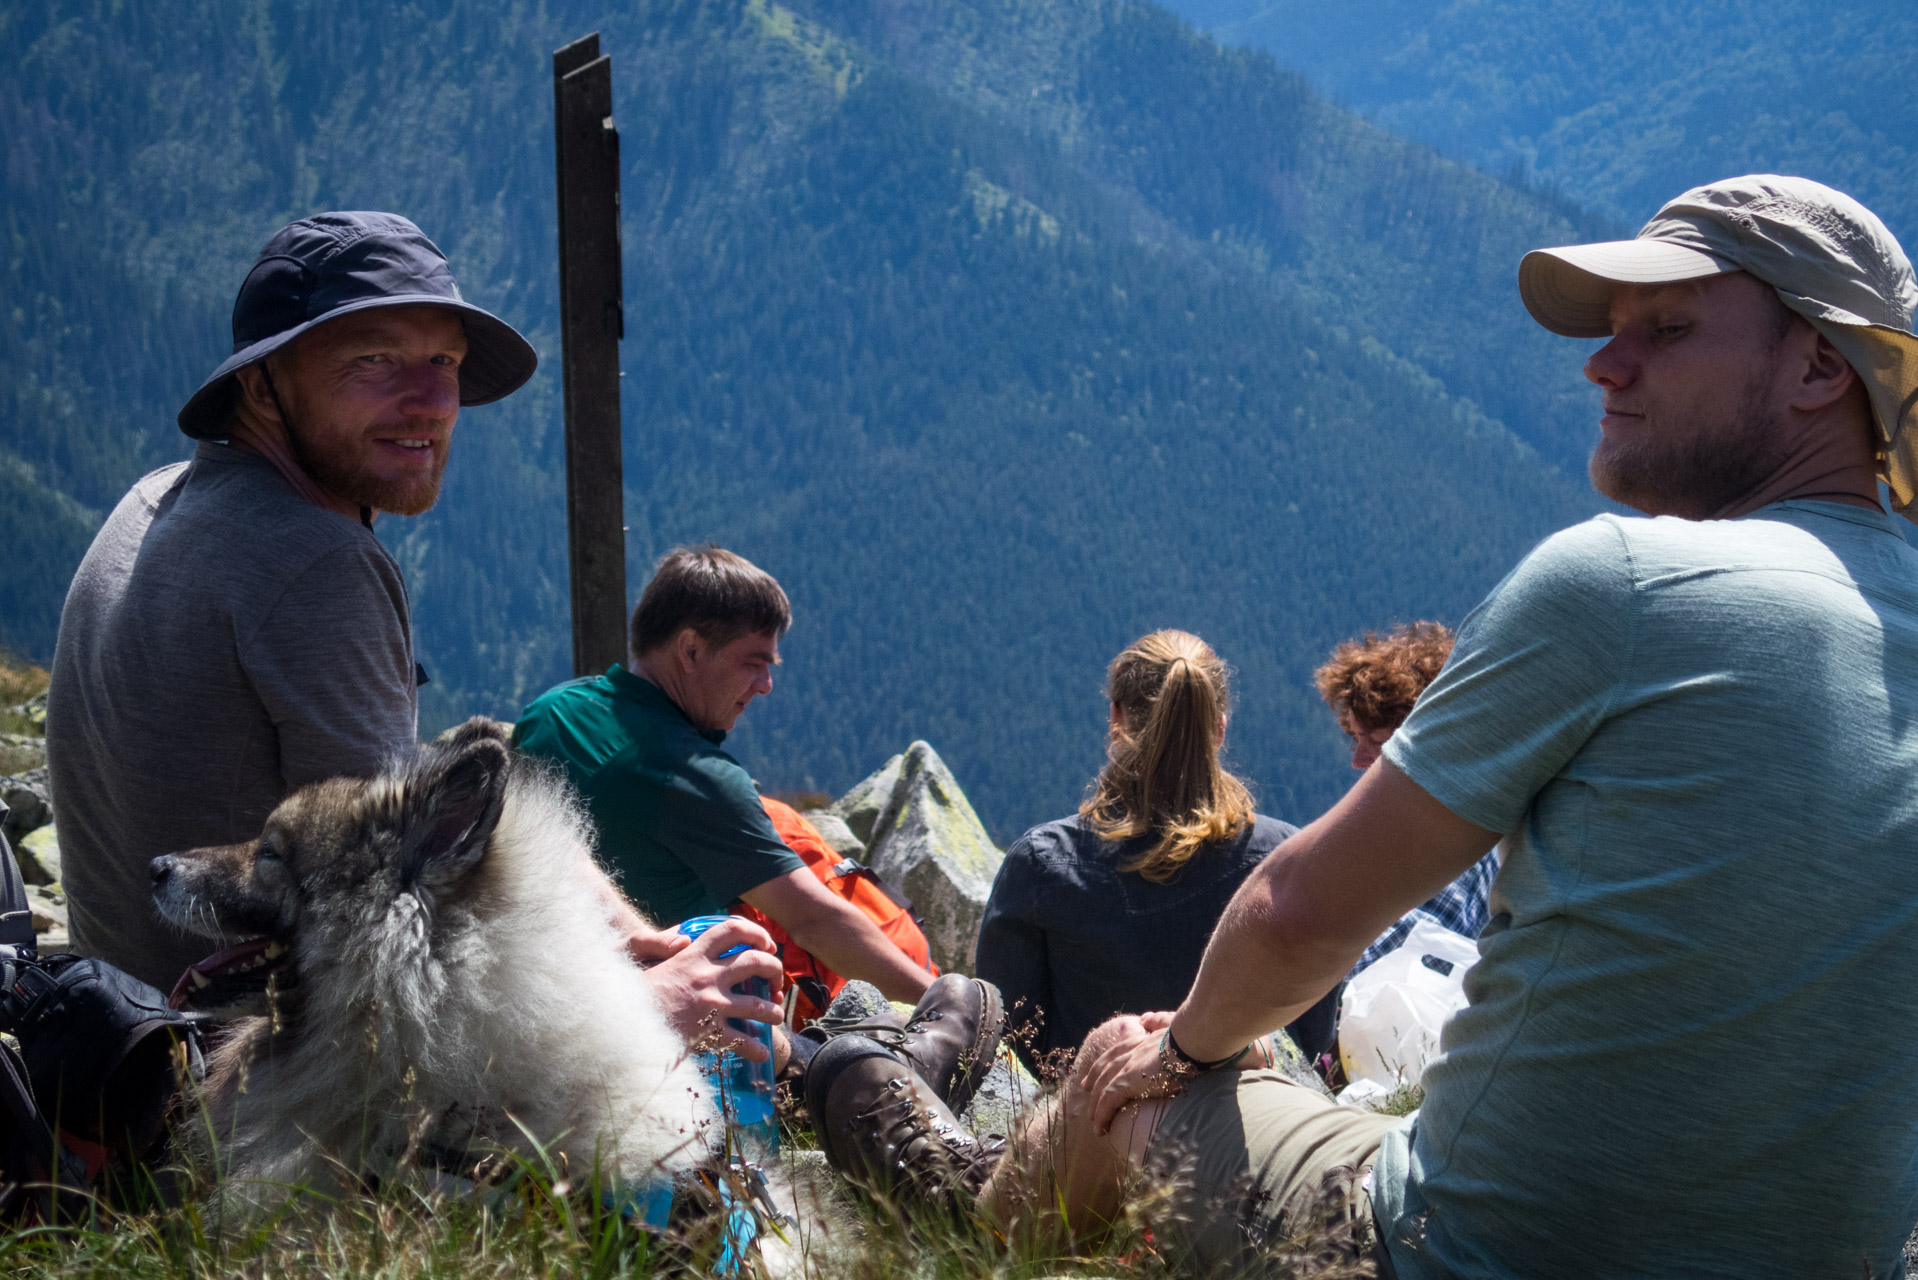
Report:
177,211,538,438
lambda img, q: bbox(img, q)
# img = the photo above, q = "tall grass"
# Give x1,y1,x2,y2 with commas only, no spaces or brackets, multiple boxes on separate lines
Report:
1,1152,668,1280
0,1132,1382,1280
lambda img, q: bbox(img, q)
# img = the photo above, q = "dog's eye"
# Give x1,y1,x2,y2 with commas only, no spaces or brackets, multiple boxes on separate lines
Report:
257,841,283,862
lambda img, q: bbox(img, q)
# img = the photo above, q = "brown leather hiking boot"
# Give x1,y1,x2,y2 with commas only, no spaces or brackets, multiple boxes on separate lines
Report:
803,1033,1001,1206
802,974,1006,1113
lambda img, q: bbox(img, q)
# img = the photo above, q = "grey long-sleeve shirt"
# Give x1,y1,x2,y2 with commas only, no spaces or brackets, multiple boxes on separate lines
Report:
46,442,418,990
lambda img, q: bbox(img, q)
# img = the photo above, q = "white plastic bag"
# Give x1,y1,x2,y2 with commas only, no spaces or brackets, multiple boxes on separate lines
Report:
1337,915,1481,1090
1332,1076,1396,1109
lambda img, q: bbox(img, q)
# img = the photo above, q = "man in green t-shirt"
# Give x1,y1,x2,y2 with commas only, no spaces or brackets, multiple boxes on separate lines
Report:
805,177,1918,1278
514,545,933,1006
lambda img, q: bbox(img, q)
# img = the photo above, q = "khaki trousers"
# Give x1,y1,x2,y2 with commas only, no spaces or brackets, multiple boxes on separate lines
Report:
1144,1068,1403,1276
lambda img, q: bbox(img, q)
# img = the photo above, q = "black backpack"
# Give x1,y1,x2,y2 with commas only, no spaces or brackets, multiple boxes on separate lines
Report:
0,798,205,1221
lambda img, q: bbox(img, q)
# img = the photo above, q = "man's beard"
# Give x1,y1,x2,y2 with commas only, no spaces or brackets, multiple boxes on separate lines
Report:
285,420,448,517
1588,369,1791,520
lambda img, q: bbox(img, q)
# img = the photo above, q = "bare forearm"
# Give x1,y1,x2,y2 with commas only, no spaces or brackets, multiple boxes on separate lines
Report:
590,864,688,964
1077,763,1499,1133
1171,760,1501,1063
1169,850,1366,1062
741,869,934,1003
785,904,932,1004
598,873,648,934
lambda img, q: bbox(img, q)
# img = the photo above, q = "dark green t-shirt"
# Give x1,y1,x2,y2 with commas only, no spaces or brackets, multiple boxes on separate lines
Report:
510,665,803,925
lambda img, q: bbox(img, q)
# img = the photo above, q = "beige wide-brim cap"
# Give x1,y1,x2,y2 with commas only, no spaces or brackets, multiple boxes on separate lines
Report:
1519,175,1918,515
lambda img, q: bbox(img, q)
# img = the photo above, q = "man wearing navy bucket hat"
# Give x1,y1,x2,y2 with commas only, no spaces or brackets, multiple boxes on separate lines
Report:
50,212,787,1045
45,213,540,992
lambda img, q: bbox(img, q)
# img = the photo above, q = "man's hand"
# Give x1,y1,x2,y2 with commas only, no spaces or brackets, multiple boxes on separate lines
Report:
1077,1011,1177,1135
643,916,787,1063
623,920,691,965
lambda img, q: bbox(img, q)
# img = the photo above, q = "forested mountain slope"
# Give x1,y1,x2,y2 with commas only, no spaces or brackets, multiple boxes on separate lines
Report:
1169,0,1918,242
3,0,1607,834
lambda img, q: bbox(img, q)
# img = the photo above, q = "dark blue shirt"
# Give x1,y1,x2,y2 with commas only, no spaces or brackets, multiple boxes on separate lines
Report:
977,813,1297,1073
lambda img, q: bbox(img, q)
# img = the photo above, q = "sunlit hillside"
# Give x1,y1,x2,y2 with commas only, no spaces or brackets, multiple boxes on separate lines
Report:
1,0,1611,833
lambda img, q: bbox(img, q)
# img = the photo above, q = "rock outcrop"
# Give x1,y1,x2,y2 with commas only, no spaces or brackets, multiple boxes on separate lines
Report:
18,824,60,888
797,809,866,862
8,825,67,950
0,701,61,946
3,767,53,867
960,1045,1042,1138
2,747,65,948
827,742,1002,974
24,880,67,943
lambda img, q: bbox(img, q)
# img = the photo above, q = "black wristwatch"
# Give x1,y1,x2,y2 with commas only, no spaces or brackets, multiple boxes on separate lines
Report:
1157,1028,1250,1083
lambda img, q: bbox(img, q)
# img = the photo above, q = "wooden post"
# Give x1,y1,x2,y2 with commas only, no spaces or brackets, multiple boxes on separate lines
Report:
553,33,628,678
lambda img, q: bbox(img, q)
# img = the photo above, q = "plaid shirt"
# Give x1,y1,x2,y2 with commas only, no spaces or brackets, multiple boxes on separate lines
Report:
1350,848,1500,977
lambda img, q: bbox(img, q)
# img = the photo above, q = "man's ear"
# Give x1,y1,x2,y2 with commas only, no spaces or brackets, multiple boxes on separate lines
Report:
233,365,271,419
673,625,705,670
232,361,290,425
400,736,509,892
1790,330,1860,413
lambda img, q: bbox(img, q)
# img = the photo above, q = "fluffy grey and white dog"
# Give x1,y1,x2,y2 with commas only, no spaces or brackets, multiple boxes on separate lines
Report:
152,717,716,1196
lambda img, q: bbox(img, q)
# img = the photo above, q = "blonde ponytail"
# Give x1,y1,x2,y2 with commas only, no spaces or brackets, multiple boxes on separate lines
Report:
1080,631,1254,882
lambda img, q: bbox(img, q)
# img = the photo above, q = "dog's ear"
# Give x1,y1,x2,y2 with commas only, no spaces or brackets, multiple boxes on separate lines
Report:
434,715,513,751
400,736,509,892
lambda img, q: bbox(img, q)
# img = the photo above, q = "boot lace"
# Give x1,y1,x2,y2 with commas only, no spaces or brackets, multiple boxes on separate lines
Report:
848,1077,996,1191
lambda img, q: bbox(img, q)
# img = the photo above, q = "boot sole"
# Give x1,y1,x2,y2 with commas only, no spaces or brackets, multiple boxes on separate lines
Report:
946,979,1006,1115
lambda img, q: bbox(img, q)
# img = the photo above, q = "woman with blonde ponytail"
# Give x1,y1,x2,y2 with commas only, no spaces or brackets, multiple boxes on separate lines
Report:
1081,633,1254,881
979,631,1312,1076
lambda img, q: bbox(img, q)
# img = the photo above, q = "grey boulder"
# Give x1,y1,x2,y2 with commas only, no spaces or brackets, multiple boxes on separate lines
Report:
26,882,66,937
829,742,1002,974
2,766,53,857
956,1049,1042,1140
1264,1029,1333,1098
798,809,866,862
17,824,60,888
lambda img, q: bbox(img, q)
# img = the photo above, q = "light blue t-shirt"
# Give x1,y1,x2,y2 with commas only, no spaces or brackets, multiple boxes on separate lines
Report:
1371,502,1918,1280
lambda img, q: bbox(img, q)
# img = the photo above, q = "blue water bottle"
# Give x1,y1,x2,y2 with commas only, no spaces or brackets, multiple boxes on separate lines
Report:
675,914,779,1157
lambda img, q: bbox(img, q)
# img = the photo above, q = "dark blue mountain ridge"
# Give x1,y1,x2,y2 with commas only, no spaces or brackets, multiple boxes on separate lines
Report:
1168,0,1918,247
3,0,1610,836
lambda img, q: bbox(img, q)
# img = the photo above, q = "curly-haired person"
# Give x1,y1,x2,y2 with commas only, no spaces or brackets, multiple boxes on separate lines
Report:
1316,623,1499,975
1316,621,1455,771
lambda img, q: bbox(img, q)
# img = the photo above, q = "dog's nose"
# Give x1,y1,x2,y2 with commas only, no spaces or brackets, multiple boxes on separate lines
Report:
150,855,173,888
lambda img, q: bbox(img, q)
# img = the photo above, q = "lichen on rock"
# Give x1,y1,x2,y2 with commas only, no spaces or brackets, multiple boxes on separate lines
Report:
18,823,60,888
828,742,1002,973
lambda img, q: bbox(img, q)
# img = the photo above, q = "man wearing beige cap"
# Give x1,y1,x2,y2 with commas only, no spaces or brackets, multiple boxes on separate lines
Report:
849,177,1918,1279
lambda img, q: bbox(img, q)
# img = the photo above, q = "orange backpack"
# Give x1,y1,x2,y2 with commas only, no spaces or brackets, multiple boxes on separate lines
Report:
736,798,937,1028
